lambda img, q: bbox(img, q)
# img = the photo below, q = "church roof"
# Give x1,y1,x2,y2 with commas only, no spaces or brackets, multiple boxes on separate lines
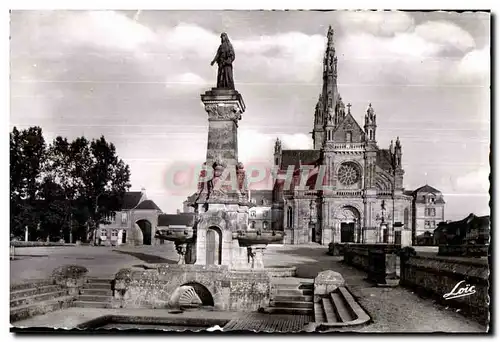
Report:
376,149,394,172
157,213,196,227
121,191,144,210
413,184,442,194
250,189,273,205
135,199,162,211
280,149,321,168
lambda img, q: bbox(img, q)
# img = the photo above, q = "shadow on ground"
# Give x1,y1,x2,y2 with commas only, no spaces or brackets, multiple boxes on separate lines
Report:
113,250,177,264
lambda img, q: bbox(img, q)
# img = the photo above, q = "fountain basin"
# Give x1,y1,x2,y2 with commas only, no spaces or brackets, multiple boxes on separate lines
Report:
155,227,194,244
232,230,284,247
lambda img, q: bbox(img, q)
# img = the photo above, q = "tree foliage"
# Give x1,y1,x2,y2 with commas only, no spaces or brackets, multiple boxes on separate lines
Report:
10,126,131,242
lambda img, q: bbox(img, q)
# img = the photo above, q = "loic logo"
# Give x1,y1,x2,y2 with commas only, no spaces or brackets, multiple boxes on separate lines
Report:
443,280,476,300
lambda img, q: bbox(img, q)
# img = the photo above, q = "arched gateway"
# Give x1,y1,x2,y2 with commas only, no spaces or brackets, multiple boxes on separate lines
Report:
336,206,361,243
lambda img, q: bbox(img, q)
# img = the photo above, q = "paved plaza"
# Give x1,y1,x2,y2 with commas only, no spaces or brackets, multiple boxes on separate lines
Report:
10,244,486,332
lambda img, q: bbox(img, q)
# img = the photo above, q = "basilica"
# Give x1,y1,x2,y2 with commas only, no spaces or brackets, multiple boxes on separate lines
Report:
267,26,414,245
179,26,445,247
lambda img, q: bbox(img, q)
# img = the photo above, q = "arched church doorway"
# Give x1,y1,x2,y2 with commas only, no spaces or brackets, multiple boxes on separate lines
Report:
136,219,152,245
206,226,222,265
337,206,361,243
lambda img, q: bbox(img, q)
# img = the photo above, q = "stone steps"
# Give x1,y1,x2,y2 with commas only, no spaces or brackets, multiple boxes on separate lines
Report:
264,278,315,317
11,280,54,292
82,283,111,290
311,287,370,328
274,289,313,296
270,300,314,309
314,302,326,323
73,300,112,309
78,295,112,302
10,296,76,323
262,306,314,315
79,288,113,296
11,284,64,300
10,290,69,308
330,292,355,322
273,294,313,302
321,296,338,323
75,278,113,309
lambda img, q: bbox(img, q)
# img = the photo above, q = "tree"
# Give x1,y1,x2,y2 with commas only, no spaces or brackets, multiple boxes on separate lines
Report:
45,135,131,242
10,126,46,239
10,127,131,242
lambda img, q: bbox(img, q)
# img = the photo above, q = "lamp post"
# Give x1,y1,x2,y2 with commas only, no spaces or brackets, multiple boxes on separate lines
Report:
92,192,104,245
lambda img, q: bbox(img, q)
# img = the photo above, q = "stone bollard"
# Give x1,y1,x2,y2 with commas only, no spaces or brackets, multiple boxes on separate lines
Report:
313,270,345,303
51,265,88,296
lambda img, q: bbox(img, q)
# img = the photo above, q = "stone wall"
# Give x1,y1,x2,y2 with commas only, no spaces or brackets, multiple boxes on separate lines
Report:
113,264,271,312
400,252,489,324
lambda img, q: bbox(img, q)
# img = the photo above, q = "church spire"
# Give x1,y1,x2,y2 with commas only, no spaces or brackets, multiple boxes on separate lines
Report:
312,25,340,149
322,26,339,113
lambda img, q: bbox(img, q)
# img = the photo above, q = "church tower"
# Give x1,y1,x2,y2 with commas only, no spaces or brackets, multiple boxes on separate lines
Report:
313,26,340,150
364,103,377,144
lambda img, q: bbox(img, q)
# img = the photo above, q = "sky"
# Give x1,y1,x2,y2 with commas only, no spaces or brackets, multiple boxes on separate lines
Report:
10,10,491,220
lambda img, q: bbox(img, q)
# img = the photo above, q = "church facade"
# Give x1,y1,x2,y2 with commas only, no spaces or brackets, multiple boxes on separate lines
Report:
269,26,413,246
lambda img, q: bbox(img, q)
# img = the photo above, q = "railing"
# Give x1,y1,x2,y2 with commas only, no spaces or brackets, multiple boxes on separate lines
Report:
377,191,393,196
283,190,318,197
335,190,363,197
328,143,365,150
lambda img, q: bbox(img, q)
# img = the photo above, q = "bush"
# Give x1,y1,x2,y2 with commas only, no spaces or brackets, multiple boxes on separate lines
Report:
10,241,71,247
51,264,88,279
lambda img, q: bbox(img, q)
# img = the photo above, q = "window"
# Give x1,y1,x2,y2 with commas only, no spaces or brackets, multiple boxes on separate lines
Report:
263,221,268,229
346,132,352,142
250,211,256,218
426,208,436,217
424,221,430,228
121,212,127,224
431,221,436,229
263,211,268,218
249,221,256,229
111,229,118,237
101,229,107,237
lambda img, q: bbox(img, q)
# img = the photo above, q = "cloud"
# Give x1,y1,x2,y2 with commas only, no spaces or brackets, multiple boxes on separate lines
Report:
165,72,208,92
337,10,415,36
238,129,312,164
414,21,476,53
233,32,325,82
62,11,157,52
336,18,488,86
454,167,490,193
454,45,490,83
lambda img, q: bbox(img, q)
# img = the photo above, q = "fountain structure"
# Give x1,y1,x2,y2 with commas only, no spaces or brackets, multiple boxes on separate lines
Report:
113,33,284,313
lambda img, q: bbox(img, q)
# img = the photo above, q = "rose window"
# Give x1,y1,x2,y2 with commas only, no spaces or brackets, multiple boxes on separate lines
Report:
338,163,360,186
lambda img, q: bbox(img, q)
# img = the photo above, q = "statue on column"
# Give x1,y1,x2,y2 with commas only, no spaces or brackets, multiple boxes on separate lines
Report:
395,136,402,167
210,33,235,89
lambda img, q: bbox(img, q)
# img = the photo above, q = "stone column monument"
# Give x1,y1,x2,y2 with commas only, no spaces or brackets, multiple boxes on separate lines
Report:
189,32,252,268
